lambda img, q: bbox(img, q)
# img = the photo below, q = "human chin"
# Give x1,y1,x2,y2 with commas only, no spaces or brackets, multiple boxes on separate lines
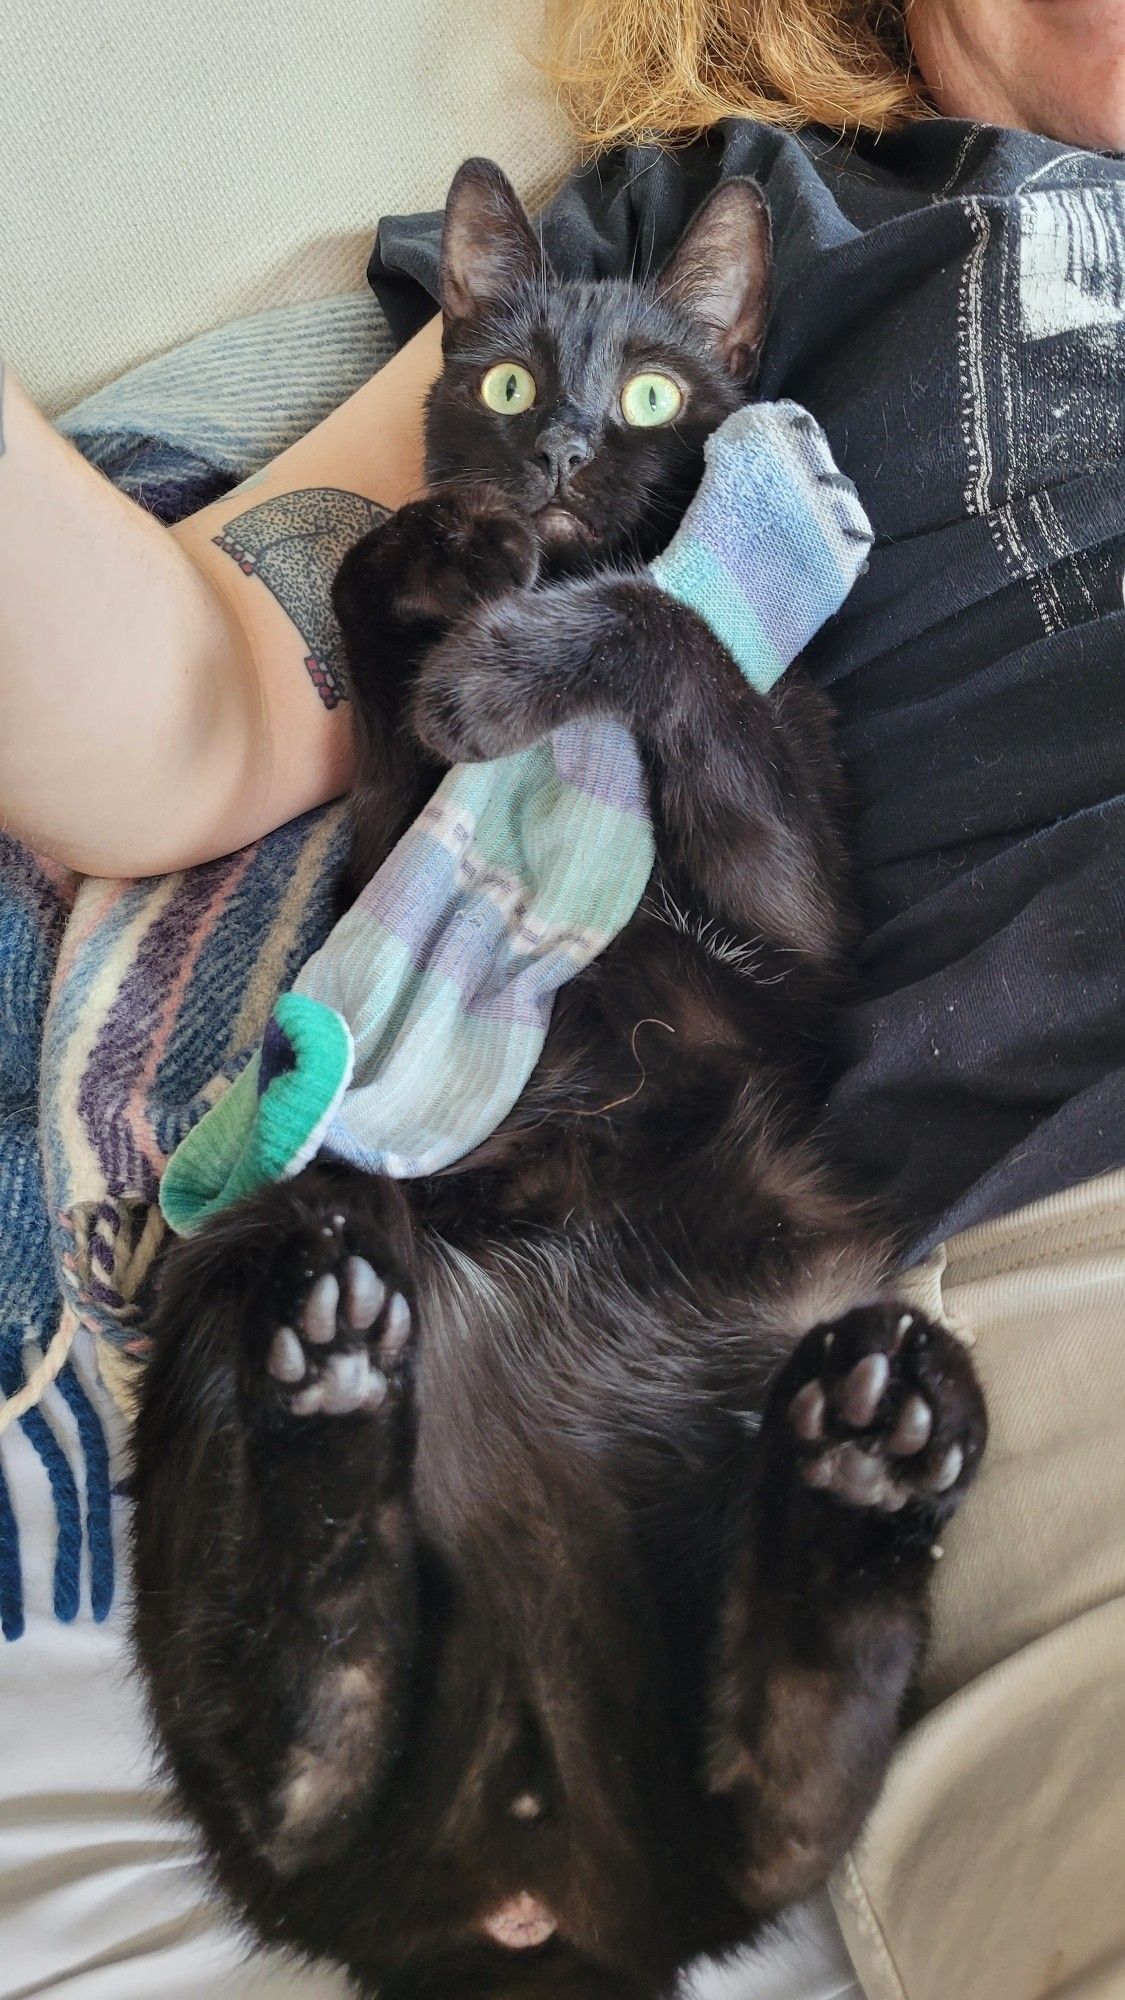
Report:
909,0,1125,147
1027,0,1125,151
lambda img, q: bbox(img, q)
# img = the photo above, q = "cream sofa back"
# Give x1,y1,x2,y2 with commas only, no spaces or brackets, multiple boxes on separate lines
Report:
1,0,574,414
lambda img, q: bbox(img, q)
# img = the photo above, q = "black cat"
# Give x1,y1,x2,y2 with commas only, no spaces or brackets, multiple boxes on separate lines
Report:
131,160,986,1999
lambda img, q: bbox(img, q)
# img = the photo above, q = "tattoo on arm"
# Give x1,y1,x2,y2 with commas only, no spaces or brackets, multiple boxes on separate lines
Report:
214,488,390,708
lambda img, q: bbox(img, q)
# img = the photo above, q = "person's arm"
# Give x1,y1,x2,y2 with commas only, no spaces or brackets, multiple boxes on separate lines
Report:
0,319,442,878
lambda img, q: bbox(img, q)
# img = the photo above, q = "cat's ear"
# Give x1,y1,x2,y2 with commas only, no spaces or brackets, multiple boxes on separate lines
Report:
656,181,772,383
440,158,546,324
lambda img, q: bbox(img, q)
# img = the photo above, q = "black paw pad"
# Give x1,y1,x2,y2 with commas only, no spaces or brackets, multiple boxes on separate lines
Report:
785,1305,985,1518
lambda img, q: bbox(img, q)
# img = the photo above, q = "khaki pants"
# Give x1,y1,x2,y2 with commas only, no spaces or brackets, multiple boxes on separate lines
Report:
833,1169,1125,2000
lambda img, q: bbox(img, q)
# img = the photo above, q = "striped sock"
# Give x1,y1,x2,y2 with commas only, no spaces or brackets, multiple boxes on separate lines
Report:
648,401,872,693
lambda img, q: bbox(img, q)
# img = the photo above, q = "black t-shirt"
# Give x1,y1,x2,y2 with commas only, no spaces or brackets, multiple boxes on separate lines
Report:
371,119,1125,1255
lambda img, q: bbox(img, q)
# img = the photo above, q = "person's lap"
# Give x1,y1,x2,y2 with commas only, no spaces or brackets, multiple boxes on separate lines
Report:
833,1169,1125,2000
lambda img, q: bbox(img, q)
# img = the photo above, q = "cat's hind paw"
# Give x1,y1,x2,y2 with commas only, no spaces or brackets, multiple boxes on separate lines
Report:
780,1303,986,1522
256,1210,414,1422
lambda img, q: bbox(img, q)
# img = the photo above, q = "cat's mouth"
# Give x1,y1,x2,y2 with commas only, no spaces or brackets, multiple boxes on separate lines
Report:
534,500,595,546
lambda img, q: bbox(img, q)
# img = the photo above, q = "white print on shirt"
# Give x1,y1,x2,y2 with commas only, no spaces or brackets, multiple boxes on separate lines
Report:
958,171,1125,639
1017,184,1125,342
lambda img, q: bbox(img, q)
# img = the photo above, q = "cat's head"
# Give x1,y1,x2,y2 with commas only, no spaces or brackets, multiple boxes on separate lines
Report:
424,159,771,570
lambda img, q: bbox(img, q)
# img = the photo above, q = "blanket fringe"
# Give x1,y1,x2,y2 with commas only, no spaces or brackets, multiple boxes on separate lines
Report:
0,1315,115,1638
0,1312,77,1434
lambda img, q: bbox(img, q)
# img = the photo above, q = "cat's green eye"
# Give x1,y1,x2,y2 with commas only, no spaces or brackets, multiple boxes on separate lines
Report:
620,371,684,428
480,362,537,415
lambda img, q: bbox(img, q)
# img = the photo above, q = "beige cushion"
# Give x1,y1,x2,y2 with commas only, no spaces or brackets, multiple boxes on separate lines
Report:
834,1169,1125,2000
0,0,574,414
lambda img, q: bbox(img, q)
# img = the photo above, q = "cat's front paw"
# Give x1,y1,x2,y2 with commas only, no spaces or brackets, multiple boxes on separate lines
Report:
411,597,547,763
778,1303,986,1524
335,484,539,637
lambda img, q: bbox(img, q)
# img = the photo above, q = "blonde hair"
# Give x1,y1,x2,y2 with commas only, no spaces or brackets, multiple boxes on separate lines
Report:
545,0,926,145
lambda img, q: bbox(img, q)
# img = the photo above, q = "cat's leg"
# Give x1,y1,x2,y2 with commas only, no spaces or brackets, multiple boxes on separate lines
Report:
131,1163,420,1876
707,1301,986,1917
410,578,849,961
333,486,540,885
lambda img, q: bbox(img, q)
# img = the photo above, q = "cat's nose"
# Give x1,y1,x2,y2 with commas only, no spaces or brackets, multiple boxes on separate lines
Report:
534,427,593,490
